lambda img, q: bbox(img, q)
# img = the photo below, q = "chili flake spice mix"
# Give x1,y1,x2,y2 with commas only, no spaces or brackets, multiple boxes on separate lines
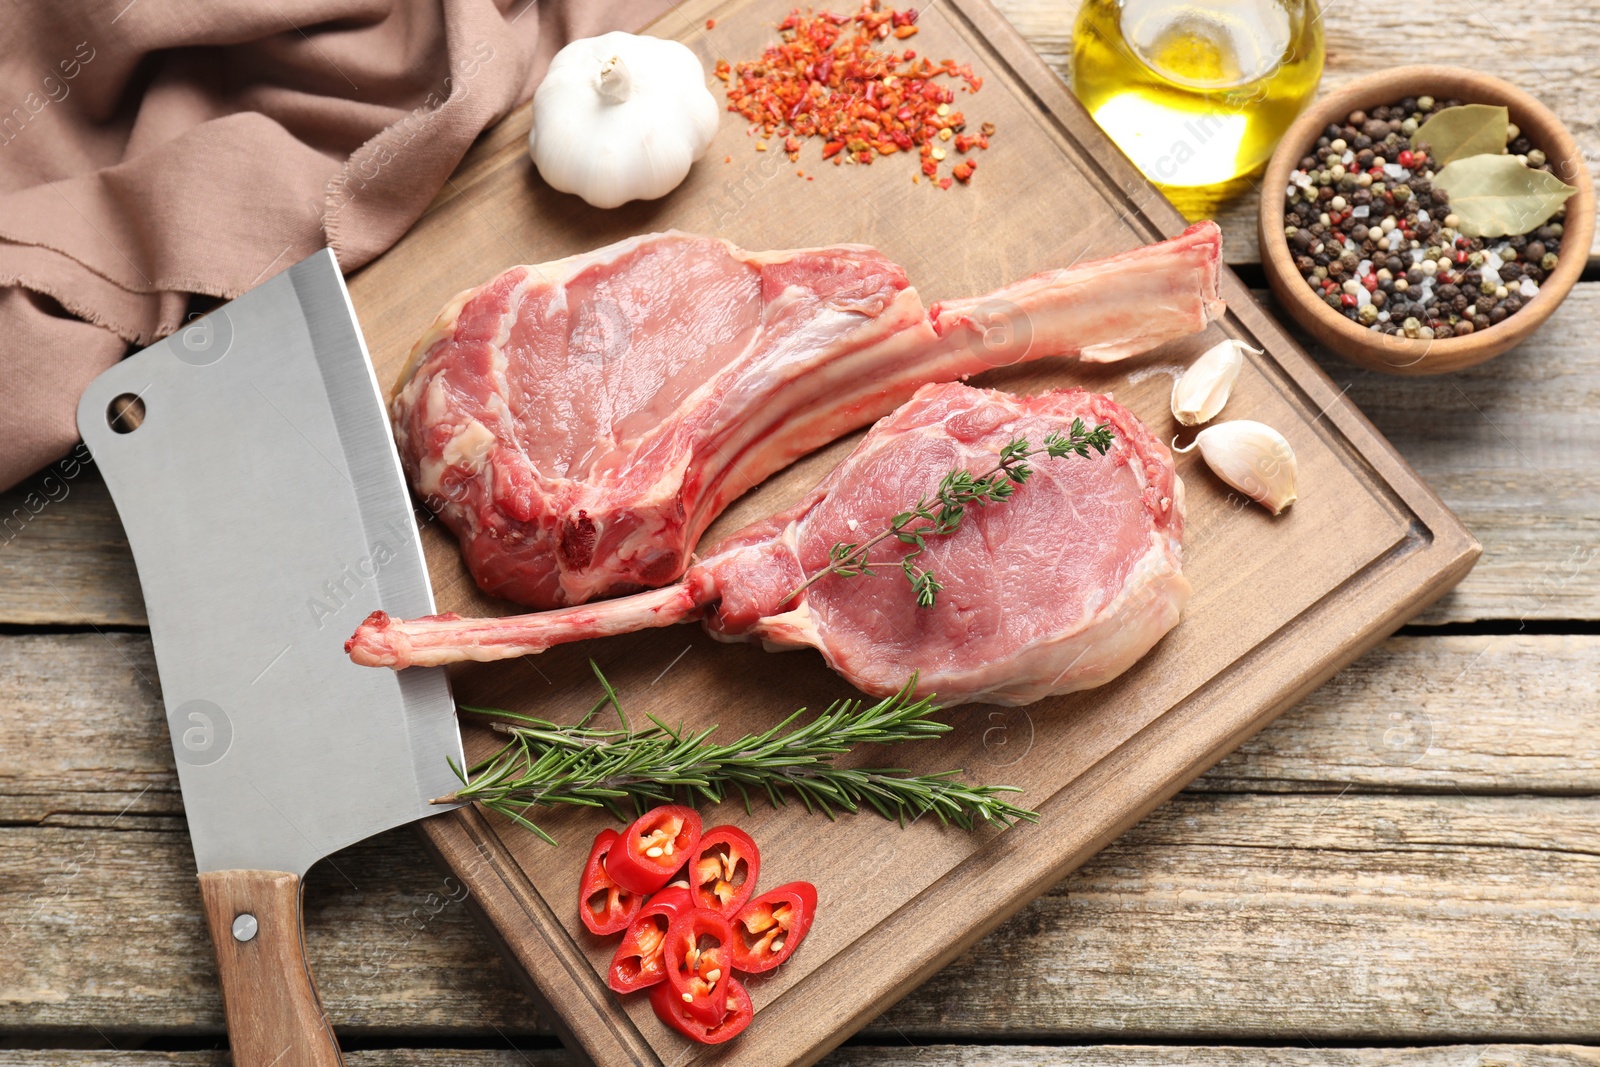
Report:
715,3,994,188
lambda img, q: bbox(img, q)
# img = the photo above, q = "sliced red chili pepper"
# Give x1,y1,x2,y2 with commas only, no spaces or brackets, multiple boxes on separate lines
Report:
605,805,702,896
607,884,694,994
664,908,736,1025
649,974,752,1045
579,829,642,936
729,881,817,974
688,826,760,917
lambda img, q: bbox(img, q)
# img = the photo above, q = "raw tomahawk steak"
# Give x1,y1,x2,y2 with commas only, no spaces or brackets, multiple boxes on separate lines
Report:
396,224,1221,610
350,383,1189,707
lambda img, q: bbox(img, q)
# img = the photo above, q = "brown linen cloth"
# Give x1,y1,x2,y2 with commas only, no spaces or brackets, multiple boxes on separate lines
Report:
0,0,670,491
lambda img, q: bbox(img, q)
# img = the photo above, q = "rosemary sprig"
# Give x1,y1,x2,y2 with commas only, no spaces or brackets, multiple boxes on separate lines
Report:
786,419,1115,608
439,664,1038,845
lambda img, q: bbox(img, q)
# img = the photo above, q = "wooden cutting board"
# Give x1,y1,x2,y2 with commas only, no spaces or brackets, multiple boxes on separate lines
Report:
345,1,1480,1063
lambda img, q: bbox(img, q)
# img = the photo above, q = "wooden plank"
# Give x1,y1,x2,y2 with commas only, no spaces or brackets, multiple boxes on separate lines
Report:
1308,296,1600,625
0,1048,1596,1067
5,792,1597,1038
0,825,540,1035
0,634,175,824
830,1050,1600,1067
1195,633,1600,794
881,799,1600,1042
0,451,142,627
5,634,1595,828
993,0,1600,265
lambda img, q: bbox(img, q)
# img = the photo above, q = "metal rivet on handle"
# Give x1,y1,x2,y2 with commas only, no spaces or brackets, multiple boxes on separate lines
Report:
232,913,259,943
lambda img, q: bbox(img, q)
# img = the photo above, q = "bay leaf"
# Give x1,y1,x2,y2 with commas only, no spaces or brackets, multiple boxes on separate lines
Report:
1413,103,1509,166
1433,153,1577,238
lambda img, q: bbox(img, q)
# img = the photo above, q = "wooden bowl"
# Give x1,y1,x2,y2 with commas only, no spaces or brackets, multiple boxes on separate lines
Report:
1259,66,1593,375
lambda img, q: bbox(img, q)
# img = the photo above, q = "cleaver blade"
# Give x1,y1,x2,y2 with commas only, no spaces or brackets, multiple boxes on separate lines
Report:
76,249,463,1067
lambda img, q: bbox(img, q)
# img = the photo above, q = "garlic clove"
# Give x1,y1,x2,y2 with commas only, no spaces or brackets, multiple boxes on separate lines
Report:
1171,339,1258,426
1178,420,1298,515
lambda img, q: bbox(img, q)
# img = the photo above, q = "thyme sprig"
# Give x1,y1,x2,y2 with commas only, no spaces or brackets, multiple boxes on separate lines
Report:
439,664,1038,845
787,419,1116,608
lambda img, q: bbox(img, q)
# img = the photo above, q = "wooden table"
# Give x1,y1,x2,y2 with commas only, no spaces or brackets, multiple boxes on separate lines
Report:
2,2,1596,1064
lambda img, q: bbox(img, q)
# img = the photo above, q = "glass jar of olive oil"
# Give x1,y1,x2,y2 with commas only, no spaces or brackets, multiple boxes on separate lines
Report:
1071,0,1324,218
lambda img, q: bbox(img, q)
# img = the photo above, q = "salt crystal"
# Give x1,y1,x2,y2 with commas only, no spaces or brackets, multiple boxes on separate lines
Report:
1352,205,1371,218
1410,248,1425,264
1342,150,1355,165
1520,277,1540,298
1357,259,1372,277
1383,164,1403,178
1481,266,1501,286
1355,287,1372,309
1378,310,1391,322
1417,210,1430,224
1486,251,1503,271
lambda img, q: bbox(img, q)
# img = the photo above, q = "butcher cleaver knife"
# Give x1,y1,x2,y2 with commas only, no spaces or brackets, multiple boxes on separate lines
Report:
76,249,463,1066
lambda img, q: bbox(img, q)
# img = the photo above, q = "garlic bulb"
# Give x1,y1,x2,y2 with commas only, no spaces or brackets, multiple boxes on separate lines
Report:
1171,339,1258,426
530,32,720,209
1177,420,1298,515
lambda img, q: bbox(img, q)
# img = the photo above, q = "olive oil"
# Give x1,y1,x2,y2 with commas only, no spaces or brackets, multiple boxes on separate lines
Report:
1072,0,1323,217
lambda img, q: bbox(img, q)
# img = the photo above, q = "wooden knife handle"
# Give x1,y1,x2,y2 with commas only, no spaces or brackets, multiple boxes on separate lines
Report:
198,869,344,1067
